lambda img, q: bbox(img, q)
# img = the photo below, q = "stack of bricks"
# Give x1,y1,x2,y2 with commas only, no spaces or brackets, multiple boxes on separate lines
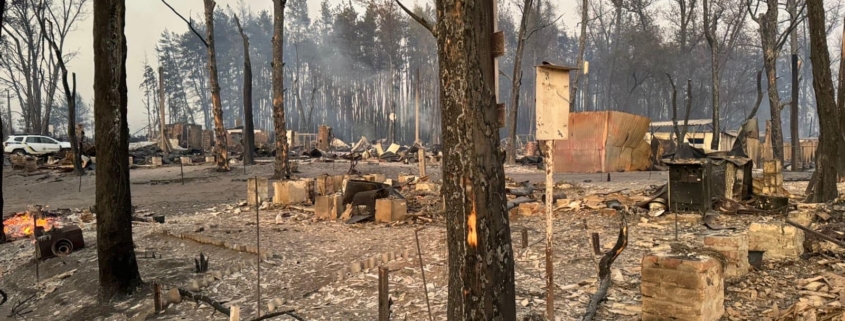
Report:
641,253,725,321
703,233,750,278
748,222,804,260
316,175,335,196
762,160,783,195
315,195,343,220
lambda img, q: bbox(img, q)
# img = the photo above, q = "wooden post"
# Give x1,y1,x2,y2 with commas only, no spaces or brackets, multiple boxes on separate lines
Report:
153,283,162,312
229,305,240,321
591,232,600,255
522,229,528,249
544,140,555,319
254,177,261,317
378,266,389,321
418,148,426,177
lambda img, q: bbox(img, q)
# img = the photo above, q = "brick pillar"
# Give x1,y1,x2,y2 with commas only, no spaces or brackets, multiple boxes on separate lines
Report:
641,253,724,321
748,222,804,260
703,233,750,278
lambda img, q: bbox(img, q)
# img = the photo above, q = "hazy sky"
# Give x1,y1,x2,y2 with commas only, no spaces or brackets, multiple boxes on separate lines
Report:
12,0,574,133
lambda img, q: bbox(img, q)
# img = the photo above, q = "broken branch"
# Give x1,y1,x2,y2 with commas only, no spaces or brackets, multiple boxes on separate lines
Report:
249,309,306,321
395,0,436,37
161,0,210,48
785,219,845,249
581,210,628,321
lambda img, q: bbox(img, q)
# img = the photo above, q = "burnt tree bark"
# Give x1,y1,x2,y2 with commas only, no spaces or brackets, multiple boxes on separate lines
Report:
399,0,516,319
273,0,289,179
703,0,720,150
837,16,845,176
93,0,143,299
806,0,839,202
203,0,229,171
1,0,6,245
505,0,533,164
788,0,801,171
571,0,588,112
235,15,255,166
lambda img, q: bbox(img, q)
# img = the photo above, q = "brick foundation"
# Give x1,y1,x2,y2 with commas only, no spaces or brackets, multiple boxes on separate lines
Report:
748,222,804,260
703,233,749,278
641,253,724,321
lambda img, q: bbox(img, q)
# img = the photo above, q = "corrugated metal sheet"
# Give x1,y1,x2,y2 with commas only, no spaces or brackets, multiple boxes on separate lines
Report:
650,119,712,127
553,111,651,173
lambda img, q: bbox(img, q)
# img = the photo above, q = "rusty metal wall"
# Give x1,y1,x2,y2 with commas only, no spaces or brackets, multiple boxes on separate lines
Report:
553,111,651,173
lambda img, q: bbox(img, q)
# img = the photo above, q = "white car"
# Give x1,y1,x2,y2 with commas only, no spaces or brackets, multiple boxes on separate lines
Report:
4,135,72,156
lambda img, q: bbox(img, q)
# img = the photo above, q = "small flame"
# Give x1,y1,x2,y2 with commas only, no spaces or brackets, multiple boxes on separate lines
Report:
3,212,58,239
467,197,477,248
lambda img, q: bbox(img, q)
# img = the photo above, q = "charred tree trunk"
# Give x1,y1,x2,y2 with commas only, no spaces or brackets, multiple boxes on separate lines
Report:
703,0,720,150
788,0,802,171
203,0,229,171
157,67,171,154
67,74,82,175
806,0,840,202
836,16,845,176
272,0,289,179
439,0,516,319
667,74,681,145
759,2,785,164
235,16,255,166
505,0,533,164
93,0,143,299
1,0,5,245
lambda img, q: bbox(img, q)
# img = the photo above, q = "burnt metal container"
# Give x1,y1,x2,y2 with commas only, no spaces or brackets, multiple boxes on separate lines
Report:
34,225,85,259
666,160,714,212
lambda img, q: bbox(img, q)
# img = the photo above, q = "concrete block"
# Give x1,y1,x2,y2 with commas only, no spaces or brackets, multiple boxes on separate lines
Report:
371,173,386,183
641,253,724,321
273,180,312,205
315,195,343,220
375,198,407,222
703,233,750,278
205,156,215,163
332,175,345,192
151,156,162,166
180,156,192,165
247,177,269,206
518,202,542,216
748,222,804,260
416,182,441,193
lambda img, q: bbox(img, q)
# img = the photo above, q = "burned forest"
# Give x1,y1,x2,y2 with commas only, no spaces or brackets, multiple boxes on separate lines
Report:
3,0,845,320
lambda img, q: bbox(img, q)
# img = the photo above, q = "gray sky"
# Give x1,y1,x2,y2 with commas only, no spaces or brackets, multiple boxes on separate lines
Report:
23,0,574,133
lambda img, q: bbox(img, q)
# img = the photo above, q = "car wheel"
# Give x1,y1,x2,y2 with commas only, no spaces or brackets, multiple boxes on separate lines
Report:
12,149,25,157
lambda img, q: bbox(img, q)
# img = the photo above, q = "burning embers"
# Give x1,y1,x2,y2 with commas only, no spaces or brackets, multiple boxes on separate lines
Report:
2,207,61,240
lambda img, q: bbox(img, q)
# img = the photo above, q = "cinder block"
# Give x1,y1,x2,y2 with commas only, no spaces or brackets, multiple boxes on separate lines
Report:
518,202,542,216
703,233,750,278
315,195,343,220
641,253,724,321
205,156,215,163
180,156,192,165
416,182,441,193
371,173,386,183
748,222,804,260
273,180,311,205
375,198,407,222
151,156,162,166
332,175,345,192
316,175,335,196
763,160,782,174
247,177,269,206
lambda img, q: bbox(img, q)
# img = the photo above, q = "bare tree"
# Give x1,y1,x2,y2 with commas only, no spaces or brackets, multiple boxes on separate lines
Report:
747,0,805,163
273,0,289,179
93,0,143,299
788,0,801,171
505,0,534,165
39,16,82,175
398,0,516,318
0,0,86,135
571,0,588,111
235,15,255,165
203,0,229,171
703,0,721,150
805,0,839,202
1,0,7,245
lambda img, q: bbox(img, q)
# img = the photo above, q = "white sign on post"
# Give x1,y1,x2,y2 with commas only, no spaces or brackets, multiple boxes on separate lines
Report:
535,64,574,140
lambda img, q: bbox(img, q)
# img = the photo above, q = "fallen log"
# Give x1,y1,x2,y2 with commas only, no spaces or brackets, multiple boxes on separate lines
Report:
785,219,845,249
581,207,628,321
